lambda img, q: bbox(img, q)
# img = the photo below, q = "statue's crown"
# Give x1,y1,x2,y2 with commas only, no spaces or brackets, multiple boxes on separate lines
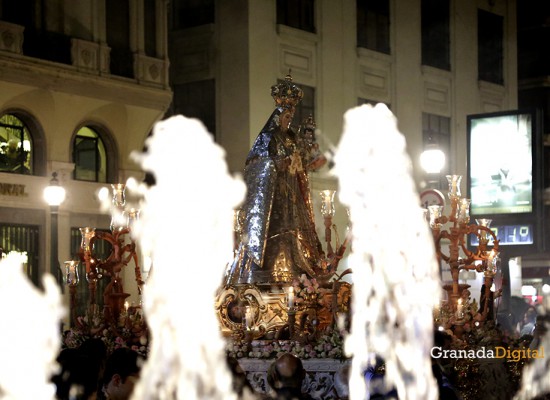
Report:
300,115,316,131
271,74,303,110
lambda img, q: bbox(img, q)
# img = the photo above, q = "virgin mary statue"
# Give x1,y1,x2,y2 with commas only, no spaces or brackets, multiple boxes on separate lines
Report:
224,75,329,286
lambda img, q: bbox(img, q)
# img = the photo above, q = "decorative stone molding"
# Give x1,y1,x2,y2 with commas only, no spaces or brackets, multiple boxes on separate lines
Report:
169,25,214,83
48,161,75,184
276,24,317,86
71,39,111,74
479,80,506,113
356,48,392,104
134,53,169,87
422,66,452,116
358,64,391,104
276,24,318,45
279,44,315,83
0,21,24,54
99,44,111,75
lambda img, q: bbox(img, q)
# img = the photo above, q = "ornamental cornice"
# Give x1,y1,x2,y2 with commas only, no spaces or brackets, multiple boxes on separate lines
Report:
0,54,172,111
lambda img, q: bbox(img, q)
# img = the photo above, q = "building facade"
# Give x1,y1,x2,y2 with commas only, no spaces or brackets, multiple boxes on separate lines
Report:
0,0,171,307
169,0,517,176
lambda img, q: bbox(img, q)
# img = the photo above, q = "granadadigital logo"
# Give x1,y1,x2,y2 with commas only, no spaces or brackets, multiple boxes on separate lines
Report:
431,346,545,362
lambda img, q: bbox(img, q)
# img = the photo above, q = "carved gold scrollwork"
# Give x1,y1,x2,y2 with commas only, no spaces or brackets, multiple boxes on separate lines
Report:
216,285,291,339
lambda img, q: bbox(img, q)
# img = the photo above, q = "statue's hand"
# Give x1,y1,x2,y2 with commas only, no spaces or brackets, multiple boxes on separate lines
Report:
288,152,303,174
275,156,292,170
307,154,327,171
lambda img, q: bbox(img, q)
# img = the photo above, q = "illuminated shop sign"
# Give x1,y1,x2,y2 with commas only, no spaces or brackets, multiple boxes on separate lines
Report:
470,224,533,246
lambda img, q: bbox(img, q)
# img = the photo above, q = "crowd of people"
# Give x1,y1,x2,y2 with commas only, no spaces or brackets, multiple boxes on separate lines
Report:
52,340,142,400
51,342,338,400
47,335,484,400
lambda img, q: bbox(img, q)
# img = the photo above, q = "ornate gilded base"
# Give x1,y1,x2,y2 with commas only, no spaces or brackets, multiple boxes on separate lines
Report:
215,282,351,341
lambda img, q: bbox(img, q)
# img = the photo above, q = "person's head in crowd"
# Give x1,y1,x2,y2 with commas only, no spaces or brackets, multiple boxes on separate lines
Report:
520,306,538,337
79,338,108,387
433,329,452,351
524,307,537,324
52,347,100,400
101,348,142,400
226,354,256,398
267,353,312,399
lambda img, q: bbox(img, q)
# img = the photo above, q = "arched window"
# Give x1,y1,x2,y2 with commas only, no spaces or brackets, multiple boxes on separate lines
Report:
0,113,33,175
73,126,108,182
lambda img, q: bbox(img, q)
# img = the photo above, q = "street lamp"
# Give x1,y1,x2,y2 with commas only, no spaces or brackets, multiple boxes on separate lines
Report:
43,172,66,286
420,141,446,189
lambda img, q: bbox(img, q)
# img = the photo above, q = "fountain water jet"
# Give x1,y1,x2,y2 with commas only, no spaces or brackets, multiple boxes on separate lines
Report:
333,104,441,400
0,251,64,399
129,115,246,399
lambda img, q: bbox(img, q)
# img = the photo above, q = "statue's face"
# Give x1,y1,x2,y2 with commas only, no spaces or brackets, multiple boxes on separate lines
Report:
280,110,294,132
303,128,314,142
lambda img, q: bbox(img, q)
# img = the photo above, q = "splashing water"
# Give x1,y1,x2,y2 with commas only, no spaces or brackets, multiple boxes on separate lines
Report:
130,115,246,399
0,252,64,399
333,104,441,400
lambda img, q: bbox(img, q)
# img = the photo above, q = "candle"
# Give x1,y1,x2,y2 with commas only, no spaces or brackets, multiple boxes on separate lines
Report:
125,208,140,228
79,227,96,254
324,196,332,212
112,183,126,206
69,262,76,284
446,175,462,197
476,219,492,241
65,261,79,286
458,198,471,223
456,298,464,319
288,287,295,309
244,306,252,329
488,251,494,266
124,301,129,313
486,250,499,274
449,175,458,196
320,190,336,217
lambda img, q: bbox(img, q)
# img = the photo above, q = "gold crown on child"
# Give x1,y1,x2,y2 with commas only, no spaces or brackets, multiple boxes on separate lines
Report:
271,73,304,110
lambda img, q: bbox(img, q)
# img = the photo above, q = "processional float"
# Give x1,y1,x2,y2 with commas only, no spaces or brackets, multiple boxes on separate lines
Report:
215,75,352,343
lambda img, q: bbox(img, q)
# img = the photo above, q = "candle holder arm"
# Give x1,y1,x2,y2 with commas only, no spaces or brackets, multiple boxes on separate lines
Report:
459,234,476,264
459,261,485,273
117,241,144,293
333,268,353,282
434,231,451,263
322,233,350,282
